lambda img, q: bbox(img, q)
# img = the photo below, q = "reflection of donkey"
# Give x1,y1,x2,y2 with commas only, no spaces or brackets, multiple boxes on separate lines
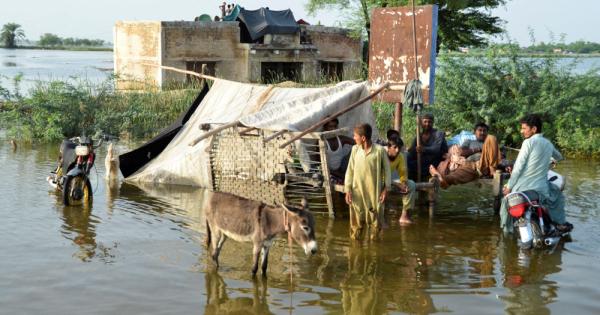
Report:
204,270,272,315
205,192,317,276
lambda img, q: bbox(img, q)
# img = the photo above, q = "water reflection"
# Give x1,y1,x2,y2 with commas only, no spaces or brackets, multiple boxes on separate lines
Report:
340,243,435,314
105,179,121,215
204,270,272,315
59,205,101,262
498,234,564,314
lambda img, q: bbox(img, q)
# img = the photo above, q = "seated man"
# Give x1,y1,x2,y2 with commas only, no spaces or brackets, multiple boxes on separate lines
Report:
407,113,448,181
386,135,416,225
322,118,354,181
429,122,500,188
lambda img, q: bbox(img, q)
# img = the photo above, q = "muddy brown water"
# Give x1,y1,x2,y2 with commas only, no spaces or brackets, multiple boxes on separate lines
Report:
1,138,599,314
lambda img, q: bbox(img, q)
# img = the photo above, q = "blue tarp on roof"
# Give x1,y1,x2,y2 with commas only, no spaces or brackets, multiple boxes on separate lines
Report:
237,7,299,41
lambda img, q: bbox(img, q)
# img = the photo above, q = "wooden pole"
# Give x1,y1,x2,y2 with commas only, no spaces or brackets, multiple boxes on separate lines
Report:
394,102,402,136
238,127,257,136
318,139,336,218
411,0,422,182
188,121,240,146
263,129,288,143
278,82,390,149
140,62,219,81
416,111,422,182
411,0,419,81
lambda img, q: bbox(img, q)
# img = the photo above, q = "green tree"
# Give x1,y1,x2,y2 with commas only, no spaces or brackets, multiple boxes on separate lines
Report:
38,33,63,46
306,0,507,51
1,23,26,48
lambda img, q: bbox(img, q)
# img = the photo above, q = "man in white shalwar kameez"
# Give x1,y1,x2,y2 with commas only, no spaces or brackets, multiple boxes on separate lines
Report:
500,114,571,232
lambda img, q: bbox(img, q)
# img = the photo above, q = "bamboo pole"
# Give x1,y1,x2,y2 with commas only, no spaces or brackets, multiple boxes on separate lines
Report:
140,63,219,81
238,127,257,136
278,82,390,149
263,130,288,143
318,139,336,218
411,0,422,182
394,102,402,135
189,121,240,146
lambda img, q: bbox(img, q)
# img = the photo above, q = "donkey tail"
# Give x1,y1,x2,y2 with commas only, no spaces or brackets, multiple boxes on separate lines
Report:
205,220,212,248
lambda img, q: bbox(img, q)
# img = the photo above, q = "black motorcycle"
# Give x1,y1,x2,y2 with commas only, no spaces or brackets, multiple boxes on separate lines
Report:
47,135,110,206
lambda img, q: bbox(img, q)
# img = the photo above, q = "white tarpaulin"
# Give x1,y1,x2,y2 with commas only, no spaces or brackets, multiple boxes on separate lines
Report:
125,79,378,187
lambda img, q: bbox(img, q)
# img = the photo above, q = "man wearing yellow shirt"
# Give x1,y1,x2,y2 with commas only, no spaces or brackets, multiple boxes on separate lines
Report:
387,135,416,225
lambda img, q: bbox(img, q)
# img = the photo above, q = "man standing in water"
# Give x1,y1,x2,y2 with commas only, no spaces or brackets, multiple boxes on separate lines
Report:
345,123,391,240
500,114,572,232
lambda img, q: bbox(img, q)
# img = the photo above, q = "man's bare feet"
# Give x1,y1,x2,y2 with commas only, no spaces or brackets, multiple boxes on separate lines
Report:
429,164,441,177
399,211,413,225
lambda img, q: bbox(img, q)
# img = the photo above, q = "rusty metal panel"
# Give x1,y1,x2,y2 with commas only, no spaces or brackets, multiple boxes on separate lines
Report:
368,5,438,104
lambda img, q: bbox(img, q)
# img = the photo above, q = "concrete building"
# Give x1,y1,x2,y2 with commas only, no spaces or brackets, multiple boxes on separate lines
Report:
114,12,362,90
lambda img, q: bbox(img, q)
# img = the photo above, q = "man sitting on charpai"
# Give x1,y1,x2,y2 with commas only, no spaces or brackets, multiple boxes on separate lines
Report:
429,122,501,188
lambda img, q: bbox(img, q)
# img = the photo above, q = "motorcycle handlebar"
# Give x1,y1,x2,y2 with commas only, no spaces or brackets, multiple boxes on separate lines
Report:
68,133,119,148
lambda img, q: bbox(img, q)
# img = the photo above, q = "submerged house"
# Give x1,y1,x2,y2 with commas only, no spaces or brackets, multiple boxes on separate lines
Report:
114,7,362,89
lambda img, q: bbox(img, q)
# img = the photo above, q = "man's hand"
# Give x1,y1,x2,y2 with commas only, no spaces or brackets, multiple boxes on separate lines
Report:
345,192,353,205
416,145,423,153
379,188,387,203
503,186,511,196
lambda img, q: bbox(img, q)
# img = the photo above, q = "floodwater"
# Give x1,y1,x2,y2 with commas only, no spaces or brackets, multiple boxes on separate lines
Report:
1,48,599,95
0,48,113,93
1,137,600,314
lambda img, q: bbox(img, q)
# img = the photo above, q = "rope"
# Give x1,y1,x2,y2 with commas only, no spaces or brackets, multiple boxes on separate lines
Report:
282,209,294,314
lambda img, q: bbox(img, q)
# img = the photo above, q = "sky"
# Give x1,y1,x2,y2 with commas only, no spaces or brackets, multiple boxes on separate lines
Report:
1,0,598,46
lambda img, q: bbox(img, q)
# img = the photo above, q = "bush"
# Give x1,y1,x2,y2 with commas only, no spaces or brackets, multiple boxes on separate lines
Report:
0,77,198,142
433,44,600,156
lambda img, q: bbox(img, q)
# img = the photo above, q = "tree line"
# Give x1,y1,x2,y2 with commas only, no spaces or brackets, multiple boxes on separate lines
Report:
38,33,106,47
1,23,107,48
522,41,600,54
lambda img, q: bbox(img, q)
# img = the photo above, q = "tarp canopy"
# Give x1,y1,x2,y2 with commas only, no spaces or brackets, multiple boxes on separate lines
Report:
122,79,378,188
237,7,299,41
119,83,209,178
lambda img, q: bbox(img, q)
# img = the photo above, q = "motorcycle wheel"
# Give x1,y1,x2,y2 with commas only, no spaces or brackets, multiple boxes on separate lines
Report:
62,175,92,206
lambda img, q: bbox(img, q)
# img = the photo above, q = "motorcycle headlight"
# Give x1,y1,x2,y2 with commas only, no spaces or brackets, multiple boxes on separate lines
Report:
75,145,90,156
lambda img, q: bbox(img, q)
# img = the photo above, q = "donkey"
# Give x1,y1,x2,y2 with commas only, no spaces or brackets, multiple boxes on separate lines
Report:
204,192,317,276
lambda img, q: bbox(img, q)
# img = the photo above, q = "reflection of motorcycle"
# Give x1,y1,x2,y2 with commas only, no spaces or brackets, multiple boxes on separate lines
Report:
47,135,112,206
506,187,572,249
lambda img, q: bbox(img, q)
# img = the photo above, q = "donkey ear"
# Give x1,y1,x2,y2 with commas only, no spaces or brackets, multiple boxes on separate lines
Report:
281,203,299,215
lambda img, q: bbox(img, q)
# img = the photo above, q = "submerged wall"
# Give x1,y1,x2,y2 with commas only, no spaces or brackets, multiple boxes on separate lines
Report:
114,21,163,90
114,21,362,89
161,21,249,84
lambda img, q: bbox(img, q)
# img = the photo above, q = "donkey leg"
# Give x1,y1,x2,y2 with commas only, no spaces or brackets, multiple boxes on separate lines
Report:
204,220,212,248
261,245,271,276
211,230,224,268
251,244,262,277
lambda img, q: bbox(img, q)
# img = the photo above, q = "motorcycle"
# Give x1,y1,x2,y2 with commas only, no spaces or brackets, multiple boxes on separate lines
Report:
506,173,573,249
47,135,113,206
